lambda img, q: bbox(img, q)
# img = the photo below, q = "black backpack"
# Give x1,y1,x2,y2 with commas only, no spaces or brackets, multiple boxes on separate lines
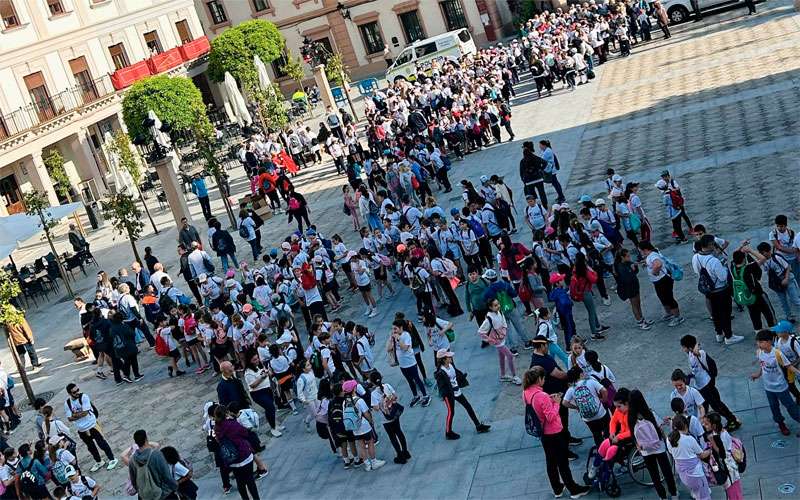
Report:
158,290,177,312
698,353,718,380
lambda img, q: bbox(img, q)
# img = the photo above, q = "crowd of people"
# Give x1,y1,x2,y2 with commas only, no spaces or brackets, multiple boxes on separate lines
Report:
0,2,792,500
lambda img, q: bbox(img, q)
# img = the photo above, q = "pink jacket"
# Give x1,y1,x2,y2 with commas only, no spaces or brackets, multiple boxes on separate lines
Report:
523,385,563,435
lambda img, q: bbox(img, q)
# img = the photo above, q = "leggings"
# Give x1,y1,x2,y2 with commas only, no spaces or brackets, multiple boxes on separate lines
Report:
383,418,409,457
698,381,737,424
444,394,481,433
708,289,733,339
250,388,277,429
643,452,677,499
414,291,434,316
495,345,516,377
414,352,428,380
400,365,427,397
653,275,679,310
584,412,610,446
231,460,259,500
78,426,115,463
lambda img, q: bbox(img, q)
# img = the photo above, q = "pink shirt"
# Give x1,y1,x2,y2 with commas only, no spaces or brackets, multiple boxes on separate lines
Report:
523,385,562,435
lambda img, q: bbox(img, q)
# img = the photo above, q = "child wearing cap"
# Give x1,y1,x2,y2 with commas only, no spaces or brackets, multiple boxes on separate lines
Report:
773,320,800,402
342,379,385,471
548,272,577,348
65,464,100,499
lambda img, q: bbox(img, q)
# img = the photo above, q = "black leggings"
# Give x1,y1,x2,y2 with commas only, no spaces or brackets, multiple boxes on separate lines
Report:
643,452,677,499
414,291,434,316
746,293,776,330
585,413,610,446
443,394,480,433
231,461,259,500
698,381,737,424
708,289,733,339
400,365,427,397
541,431,582,495
414,352,428,380
78,426,114,463
383,418,409,457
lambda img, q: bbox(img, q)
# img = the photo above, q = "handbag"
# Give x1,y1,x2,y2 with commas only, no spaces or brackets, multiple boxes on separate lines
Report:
628,213,642,232
386,337,398,367
384,401,405,420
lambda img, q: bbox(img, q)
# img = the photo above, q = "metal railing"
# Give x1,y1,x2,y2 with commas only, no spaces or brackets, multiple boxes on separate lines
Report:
0,75,115,141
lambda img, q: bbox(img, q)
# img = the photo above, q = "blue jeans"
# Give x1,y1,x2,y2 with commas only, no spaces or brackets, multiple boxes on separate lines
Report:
367,213,382,231
220,253,239,272
248,239,259,260
774,273,800,320
504,306,528,349
549,174,565,202
582,291,601,334
792,260,800,288
765,388,800,424
548,342,570,367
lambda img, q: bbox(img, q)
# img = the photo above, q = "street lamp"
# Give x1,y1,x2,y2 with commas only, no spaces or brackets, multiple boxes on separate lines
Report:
336,2,351,19
299,35,358,120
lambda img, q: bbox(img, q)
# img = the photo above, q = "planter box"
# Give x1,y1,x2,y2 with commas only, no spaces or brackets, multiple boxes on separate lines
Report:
179,36,211,61
147,48,183,74
110,61,152,90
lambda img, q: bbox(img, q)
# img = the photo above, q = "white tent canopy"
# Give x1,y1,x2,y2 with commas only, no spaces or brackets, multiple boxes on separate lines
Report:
223,71,252,127
0,202,83,258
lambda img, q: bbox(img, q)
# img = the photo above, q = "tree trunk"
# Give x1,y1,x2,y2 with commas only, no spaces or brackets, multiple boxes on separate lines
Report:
139,189,159,235
129,236,141,264
343,76,358,120
5,331,35,405
216,173,237,228
41,221,74,298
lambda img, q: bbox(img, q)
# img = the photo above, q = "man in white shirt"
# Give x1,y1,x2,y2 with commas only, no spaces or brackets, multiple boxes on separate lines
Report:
187,242,214,279
64,384,117,472
691,235,743,345
149,263,169,294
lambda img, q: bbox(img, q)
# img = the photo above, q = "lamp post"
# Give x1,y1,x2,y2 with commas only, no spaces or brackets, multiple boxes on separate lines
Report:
300,35,358,120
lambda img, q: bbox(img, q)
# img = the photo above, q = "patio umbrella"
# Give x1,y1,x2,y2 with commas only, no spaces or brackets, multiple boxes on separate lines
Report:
223,100,237,124
254,55,272,91
224,72,252,127
148,110,172,151
103,131,137,195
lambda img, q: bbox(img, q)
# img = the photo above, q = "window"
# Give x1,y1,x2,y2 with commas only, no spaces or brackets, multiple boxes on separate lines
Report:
440,0,467,31
143,30,163,54
24,72,54,121
399,10,425,43
46,0,64,16
108,43,130,70
251,0,269,12
271,51,289,78
69,56,98,104
206,0,227,25
358,21,384,55
175,19,192,44
0,0,20,29
394,48,413,65
414,42,437,58
458,28,472,43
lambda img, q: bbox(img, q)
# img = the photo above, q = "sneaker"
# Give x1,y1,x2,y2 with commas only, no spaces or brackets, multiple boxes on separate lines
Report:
270,428,283,437
278,424,286,431
89,461,105,472
352,459,364,468
510,348,519,356
305,420,312,433
134,374,144,381
661,314,674,322
409,396,421,407
638,320,652,331
223,486,231,495
364,461,373,472
363,309,371,317
95,371,107,380
476,424,491,433
343,460,352,470
554,486,566,498
511,376,522,385
122,376,133,384
587,464,597,479
725,420,742,432
371,459,386,470
567,450,579,461
393,456,407,464
256,469,269,479
500,375,513,382
591,334,606,341
667,316,685,327
421,396,432,407
725,335,744,345
602,297,611,306
779,422,790,436
523,341,535,350
445,431,461,440
568,436,583,446
598,325,611,333
116,380,124,386
106,459,118,470
368,309,378,318
570,486,592,499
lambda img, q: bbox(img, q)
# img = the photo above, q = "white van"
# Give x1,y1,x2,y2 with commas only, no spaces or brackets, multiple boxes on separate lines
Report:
386,29,477,83
660,0,753,23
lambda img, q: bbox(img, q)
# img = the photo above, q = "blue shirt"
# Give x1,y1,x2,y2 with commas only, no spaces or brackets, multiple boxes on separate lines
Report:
191,178,208,198
541,148,556,173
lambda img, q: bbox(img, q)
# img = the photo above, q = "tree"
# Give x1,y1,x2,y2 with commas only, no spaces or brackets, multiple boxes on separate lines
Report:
100,193,144,264
207,19,284,86
43,149,73,202
23,190,74,298
281,52,306,90
104,131,159,235
324,53,357,119
192,110,237,228
251,84,288,132
0,271,36,404
121,75,207,141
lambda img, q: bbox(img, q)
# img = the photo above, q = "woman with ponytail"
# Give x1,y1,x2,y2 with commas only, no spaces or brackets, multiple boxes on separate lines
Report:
667,414,712,500
628,390,677,500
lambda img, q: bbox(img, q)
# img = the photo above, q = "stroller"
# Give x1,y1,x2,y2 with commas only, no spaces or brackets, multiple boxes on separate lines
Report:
583,445,622,497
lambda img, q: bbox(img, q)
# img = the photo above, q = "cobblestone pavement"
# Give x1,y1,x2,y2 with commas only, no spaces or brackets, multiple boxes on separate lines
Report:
4,2,800,499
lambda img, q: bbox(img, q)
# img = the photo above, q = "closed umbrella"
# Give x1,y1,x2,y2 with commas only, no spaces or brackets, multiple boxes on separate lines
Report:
254,55,272,91
147,110,172,151
224,72,252,127
103,131,136,195
223,100,237,124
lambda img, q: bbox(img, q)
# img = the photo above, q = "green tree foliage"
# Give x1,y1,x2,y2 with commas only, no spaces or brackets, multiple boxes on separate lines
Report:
43,150,72,201
251,84,288,131
325,53,350,87
0,270,23,328
281,52,306,88
105,131,142,184
207,19,284,86
23,191,58,233
121,75,206,141
100,193,144,262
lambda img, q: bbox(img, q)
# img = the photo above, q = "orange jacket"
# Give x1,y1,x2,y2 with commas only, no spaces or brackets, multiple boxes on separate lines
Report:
609,408,631,441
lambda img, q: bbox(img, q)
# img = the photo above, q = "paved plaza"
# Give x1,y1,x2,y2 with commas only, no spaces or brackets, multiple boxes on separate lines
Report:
4,2,800,498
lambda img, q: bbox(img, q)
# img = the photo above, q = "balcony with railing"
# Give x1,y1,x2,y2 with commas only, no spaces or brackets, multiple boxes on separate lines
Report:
0,36,212,147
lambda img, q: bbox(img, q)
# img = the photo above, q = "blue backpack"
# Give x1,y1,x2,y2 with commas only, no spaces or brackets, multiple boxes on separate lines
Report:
595,218,623,246
467,217,486,238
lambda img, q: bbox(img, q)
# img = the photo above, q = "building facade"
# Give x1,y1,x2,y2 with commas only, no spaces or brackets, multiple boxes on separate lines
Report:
0,0,209,215
194,0,514,92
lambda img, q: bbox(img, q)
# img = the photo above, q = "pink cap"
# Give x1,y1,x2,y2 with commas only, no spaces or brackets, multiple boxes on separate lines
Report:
549,272,566,284
342,380,358,393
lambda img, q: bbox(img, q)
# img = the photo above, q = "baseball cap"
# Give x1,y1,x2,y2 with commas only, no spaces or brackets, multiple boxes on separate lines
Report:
280,242,291,251
48,435,62,446
549,272,566,284
198,273,208,283
269,248,279,258
436,349,455,359
771,320,794,334
225,279,238,289
480,175,489,184
578,194,591,203
611,174,622,182
482,269,498,280
242,303,253,314
65,465,78,477
276,332,293,344
595,198,606,205
342,380,358,393
450,207,460,216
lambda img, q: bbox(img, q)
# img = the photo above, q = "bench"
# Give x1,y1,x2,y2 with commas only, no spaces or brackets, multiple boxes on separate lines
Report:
64,338,91,361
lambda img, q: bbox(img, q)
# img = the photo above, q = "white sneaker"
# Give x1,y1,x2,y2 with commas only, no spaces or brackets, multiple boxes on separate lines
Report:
661,314,674,322
725,335,744,345
511,376,522,385
106,459,118,470
363,309,371,317
270,428,283,437
371,459,386,470
278,424,286,431
667,316,685,327
500,375,512,382
89,461,105,472
368,309,377,318
716,334,725,343
364,461,373,472
305,420,312,433
602,297,611,306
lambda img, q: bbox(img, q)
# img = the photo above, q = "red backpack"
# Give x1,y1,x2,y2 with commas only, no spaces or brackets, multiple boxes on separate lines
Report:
288,197,301,211
300,263,317,290
154,335,170,356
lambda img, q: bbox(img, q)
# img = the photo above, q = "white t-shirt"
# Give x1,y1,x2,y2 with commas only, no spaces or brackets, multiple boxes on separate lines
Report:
64,394,97,432
564,378,607,421
321,346,336,376
429,318,451,351
370,383,398,422
667,433,705,477
244,368,271,392
442,363,462,397
395,331,417,368
353,397,373,436
67,475,97,497
669,386,705,418
646,252,667,282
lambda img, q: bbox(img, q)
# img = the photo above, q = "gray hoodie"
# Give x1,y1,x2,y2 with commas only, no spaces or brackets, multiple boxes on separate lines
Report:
128,447,178,500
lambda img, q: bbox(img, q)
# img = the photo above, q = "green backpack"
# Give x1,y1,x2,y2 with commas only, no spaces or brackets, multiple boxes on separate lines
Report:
496,291,515,313
731,265,756,306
